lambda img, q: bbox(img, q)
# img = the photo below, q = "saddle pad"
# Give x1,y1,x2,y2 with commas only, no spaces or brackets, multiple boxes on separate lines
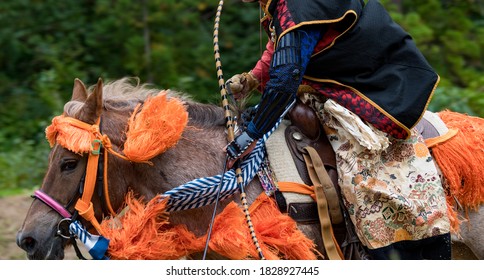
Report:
264,120,314,206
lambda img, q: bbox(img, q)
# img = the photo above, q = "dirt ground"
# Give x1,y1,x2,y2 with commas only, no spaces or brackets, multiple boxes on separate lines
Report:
0,195,478,260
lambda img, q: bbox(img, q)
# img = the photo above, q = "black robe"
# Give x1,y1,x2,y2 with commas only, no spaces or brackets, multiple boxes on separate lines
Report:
263,0,439,139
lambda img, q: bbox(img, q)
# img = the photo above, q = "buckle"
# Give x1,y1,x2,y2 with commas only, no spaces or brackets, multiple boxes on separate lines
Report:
91,139,102,155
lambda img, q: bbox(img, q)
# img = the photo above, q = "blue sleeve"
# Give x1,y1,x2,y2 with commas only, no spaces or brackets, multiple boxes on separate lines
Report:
246,27,321,139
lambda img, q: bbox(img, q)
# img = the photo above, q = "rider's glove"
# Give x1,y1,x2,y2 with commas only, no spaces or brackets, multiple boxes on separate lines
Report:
227,72,259,100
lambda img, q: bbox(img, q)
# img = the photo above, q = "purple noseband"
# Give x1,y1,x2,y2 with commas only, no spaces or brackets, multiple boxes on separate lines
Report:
33,190,72,219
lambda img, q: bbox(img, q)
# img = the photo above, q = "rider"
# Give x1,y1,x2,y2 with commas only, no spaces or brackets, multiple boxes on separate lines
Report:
226,0,441,162
225,0,451,260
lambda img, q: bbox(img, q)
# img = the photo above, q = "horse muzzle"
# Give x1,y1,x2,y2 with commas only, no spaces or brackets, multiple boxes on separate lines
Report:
16,227,67,260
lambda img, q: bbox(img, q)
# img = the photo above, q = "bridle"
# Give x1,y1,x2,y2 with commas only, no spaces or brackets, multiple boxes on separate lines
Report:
33,190,74,220
32,116,124,258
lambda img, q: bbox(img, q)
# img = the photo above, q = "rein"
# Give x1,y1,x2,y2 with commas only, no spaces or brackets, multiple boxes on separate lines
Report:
210,0,265,260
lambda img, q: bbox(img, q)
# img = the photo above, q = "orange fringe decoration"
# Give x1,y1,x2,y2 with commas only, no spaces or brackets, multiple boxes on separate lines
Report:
432,111,484,232
123,92,188,162
249,194,321,260
45,92,188,162
99,194,204,259
99,193,319,260
45,116,93,154
208,194,320,260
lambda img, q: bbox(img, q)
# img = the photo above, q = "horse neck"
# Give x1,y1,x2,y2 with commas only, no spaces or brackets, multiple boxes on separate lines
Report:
102,103,263,215
99,104,227,209
141,124,229,195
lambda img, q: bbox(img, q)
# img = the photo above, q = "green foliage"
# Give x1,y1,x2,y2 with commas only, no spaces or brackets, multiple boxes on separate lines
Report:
0,0,482,194
0,137,49,197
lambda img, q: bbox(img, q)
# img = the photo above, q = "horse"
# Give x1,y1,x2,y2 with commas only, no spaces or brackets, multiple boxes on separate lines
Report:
16,77,483,260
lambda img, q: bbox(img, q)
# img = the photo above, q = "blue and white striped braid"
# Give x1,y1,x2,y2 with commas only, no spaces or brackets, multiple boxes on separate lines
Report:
162,116,282,212
69,221,110,260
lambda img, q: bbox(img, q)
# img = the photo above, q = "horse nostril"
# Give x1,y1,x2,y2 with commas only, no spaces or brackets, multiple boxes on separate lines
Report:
19,236,37,252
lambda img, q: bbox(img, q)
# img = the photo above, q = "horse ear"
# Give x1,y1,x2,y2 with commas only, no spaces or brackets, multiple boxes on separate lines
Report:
71,78,88,102
76,78,103,124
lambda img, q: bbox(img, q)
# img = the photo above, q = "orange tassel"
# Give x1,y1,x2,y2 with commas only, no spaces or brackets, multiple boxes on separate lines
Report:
100,193,204,260
207,202,256,259
45,116,93,154
46,92,187,162
250,195,320,260
432,111,484,232
123,91,188,162
435,111,484,210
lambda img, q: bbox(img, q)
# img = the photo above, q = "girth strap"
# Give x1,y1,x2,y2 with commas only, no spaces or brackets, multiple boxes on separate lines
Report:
303,146,344,260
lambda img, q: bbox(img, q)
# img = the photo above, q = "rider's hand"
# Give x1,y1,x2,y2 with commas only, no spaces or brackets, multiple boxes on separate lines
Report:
227,72,259,100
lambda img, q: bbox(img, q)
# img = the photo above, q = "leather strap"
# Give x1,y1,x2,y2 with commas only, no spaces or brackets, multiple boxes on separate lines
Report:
303,146,344,260
288,202,319,223
304,147,343,224
75,139,104,235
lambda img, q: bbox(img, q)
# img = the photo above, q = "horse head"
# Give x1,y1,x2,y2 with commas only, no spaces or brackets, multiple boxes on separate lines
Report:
16,78,131,259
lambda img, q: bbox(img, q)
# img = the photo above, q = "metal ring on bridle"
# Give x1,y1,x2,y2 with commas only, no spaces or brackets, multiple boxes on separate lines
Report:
56,218,73,239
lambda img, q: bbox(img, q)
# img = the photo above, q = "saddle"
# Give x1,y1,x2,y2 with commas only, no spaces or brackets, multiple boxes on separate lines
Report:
275,98,371,260
284,99,339,220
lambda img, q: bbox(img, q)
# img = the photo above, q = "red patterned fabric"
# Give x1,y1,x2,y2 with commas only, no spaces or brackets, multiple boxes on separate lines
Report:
303,81,408,139
275,0,295,31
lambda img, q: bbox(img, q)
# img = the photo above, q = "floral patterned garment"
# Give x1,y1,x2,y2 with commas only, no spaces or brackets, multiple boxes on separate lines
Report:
304,94,450,249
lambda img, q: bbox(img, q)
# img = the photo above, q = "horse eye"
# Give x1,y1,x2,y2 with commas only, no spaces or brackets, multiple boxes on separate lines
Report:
61,159,78,172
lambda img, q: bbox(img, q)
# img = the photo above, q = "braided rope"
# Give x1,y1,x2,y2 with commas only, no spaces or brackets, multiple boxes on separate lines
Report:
213,1,235,141
212,0,265,260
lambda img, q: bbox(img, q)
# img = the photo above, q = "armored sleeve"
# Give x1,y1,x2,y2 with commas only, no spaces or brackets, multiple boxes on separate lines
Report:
245,27,321,139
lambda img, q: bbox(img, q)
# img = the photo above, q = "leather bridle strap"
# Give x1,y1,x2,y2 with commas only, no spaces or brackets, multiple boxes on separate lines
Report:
74,133,104,235
33,190,72,219
59,116,120,234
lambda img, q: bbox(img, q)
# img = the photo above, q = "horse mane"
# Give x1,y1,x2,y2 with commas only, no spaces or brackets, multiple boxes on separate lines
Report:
63,77,226,128
185,101,226,127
